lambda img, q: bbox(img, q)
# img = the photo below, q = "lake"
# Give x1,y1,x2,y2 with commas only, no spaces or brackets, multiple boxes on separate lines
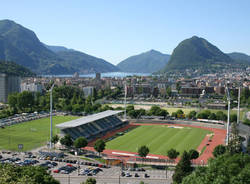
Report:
42,72,152,78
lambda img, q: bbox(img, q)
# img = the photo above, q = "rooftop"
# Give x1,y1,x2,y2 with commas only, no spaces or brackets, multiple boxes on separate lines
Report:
56,110,123,129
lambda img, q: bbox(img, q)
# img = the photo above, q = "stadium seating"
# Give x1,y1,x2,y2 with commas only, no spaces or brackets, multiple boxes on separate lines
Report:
61,113,126,141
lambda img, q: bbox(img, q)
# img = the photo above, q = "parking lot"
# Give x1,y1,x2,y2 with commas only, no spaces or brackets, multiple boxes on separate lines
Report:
0,112,50,127
0,150,173,184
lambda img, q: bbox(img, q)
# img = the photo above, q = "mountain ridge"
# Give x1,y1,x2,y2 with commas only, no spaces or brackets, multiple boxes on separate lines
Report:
0,19,119,74
117,49,170,73
162,36,235,73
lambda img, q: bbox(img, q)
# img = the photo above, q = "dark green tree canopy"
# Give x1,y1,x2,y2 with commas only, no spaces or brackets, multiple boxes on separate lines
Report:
172,150,193,184
212,144,227,157
188,149,199,160
81,177,96,184
74,136,88,149
0,163,59,184
60,134,73,147
94,139,106,154
167,148,180,159
51,135,59,144
181,153,250,184
138,145,150,158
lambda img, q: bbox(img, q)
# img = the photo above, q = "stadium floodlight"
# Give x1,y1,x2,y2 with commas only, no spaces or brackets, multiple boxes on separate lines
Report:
124,82,127,120
237,86,241,124
225,83,230,145
49,83,55,149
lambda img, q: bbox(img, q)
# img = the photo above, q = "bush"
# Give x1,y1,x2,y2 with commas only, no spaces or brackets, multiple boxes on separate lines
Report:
243,119,250,126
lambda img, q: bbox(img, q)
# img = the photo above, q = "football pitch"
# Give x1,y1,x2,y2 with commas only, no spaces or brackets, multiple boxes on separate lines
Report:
0,116,78,151
106,125,211,155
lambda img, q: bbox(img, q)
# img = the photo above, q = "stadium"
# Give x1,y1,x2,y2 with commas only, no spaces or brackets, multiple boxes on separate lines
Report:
56,110,227,166
56,110,127,141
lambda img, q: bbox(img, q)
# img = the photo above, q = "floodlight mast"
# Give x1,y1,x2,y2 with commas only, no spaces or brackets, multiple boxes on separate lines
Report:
124,82,127,120
50,83,55,149
237,87,241,124
225,84,230,145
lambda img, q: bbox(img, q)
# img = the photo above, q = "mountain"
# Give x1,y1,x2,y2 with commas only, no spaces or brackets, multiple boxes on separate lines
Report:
44,44,71,53
0,61,35,77
117,50,170,73
53,49,119,73
162,36,234,73
0,19,69,74
0,19,119,74
227,52,250,63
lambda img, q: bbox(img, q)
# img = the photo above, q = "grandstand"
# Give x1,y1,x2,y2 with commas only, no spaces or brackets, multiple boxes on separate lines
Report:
56,110,126,141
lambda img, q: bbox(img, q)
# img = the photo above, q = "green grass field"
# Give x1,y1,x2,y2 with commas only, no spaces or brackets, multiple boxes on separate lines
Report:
0,116,78,151
106,125,211,155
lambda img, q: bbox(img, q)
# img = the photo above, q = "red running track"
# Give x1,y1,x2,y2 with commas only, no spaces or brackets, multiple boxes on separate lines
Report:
84,122,226,165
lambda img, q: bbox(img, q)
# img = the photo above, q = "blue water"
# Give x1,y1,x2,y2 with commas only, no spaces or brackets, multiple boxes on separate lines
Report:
42,72,152,78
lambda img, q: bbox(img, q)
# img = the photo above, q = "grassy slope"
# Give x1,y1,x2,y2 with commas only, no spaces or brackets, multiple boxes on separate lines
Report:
0,116,78,151
106,125,211,155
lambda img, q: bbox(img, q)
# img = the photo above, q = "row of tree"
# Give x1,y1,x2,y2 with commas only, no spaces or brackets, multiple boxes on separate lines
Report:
53,134,106,156
127,105,169,119
187,109,238,122
126,105,235,122
5,85,120,118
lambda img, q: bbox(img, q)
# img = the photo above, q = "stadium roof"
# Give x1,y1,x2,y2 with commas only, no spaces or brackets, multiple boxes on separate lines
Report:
56,110,123,129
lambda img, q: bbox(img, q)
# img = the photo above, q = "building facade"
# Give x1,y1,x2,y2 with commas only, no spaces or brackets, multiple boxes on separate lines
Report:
0,74,20,103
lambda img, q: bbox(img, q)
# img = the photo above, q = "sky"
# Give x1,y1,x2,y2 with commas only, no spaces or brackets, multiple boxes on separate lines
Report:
1,0,250,65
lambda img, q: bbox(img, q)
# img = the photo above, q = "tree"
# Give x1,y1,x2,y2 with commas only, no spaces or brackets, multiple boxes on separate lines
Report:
126,105,135,113
181,153,250,184
230,114,237,123
216,111,227,121
172,151,192,184
51,135,59,144
167,148,180,159
188,149,199,160
208,113,216,120
212,144,226,157
74,137,88,152
94,139,106,155
60,134,73,147
176,109,184,118
227,122,242,154
17,91,34,112
187,111,197,119
81,178,96,184
7,93,18,111
166,86,172,97
138,145,149,158
0,163,59,184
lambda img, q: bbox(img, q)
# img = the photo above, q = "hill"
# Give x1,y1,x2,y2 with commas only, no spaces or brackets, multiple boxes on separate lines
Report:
227,52,250,64
46,45,119,73
0,19,119,74
0,61,35,77
162,36,234,73
117,50,170,73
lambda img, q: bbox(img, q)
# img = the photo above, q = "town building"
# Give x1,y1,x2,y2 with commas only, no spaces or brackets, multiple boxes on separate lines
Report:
21,82,43,93
0,73,20,103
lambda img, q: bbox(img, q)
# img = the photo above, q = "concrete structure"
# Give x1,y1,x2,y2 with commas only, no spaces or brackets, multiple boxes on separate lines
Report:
0,73,20,103
96,73,101,80
21,83,43,93
83,86,94,97
56,110,125,141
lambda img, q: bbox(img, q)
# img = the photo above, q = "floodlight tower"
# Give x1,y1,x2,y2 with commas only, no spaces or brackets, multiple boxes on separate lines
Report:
49,83,55,149
237,86,241,124
124,82,127,120
225,83,230,145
